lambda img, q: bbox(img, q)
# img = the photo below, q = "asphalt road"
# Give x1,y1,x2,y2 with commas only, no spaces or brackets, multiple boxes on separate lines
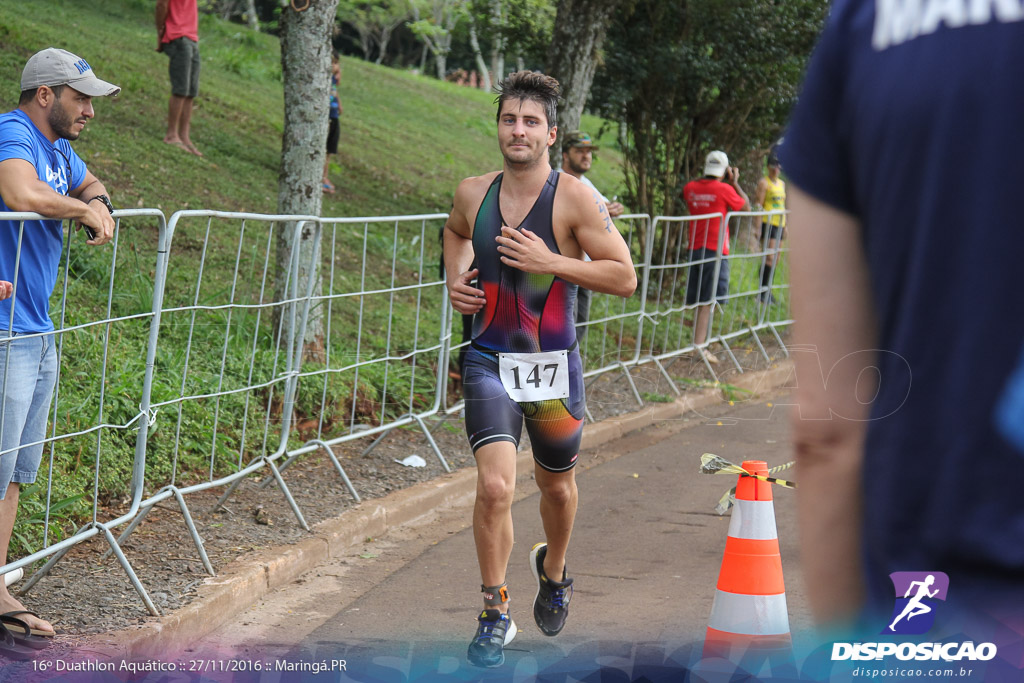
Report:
201,395,809,680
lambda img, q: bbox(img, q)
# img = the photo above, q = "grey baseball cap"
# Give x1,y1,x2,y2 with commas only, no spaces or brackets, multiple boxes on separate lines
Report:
21,48,120,97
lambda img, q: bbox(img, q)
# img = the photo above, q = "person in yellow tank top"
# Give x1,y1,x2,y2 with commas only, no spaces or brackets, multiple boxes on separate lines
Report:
755,152,786,304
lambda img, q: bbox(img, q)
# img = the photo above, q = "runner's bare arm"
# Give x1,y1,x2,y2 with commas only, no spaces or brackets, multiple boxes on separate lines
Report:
444,176,487,315
496,179,635,297
789,184,876,625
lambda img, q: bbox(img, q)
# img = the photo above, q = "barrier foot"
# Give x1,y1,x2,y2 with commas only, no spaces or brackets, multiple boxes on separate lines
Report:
696,347,720,383
584,404,595,424
747,325,772,365
19,523,90,595
616,361,645,407
100,524,160,616
266,459,310,531
360,425,395,457
767,322,789,358
172,487,215,575
100,501,156,562
413,414,451,473
718,338,742,373
651,357,682,396
258,450,301,490
308,439,360,503
212,471,247,514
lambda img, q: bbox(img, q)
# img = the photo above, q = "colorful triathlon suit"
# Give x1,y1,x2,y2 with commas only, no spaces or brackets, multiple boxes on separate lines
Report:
462,169,585,472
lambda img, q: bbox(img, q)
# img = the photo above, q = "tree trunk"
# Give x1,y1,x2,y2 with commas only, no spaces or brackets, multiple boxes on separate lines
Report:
545,0,620,166
277,0,340,360
468,18,492,92
434,51,447,80
245,0,259,31
488,0,505,83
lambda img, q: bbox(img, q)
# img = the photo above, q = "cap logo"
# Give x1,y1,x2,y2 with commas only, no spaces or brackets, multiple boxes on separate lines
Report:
73,58,91,75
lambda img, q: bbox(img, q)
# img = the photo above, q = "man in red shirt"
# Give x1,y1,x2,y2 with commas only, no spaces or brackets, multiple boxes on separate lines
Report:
682,150,749,363
156,0,201,156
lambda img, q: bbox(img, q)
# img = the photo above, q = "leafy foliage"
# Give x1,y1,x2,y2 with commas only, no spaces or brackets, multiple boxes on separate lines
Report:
593,0,827,216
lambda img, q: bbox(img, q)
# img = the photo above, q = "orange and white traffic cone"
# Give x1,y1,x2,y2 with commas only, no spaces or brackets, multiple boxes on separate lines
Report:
703,459,792,664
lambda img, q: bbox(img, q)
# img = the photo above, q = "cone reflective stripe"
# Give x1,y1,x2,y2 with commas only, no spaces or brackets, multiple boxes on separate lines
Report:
704,460,791,660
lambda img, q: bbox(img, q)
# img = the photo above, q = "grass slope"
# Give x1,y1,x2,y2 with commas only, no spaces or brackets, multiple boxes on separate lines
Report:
0,0,627,558
0,0,625,216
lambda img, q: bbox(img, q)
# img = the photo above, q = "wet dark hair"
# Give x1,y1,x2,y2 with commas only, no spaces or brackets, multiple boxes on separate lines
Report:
19,84,65,105
494,71,560,130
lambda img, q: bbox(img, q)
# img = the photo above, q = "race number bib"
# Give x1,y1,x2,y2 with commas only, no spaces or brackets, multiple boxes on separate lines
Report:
498,350,570,403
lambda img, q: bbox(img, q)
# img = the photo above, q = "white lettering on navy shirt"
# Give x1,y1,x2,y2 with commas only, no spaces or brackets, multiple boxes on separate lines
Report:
874,0,1024,50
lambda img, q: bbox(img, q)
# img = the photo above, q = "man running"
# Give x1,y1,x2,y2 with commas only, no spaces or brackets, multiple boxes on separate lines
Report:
443,71,636,668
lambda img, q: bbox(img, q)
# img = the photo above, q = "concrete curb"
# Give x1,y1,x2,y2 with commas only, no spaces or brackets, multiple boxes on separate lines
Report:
92,360,794,659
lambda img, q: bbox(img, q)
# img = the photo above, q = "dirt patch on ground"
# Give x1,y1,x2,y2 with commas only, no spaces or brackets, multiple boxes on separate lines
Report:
8,336,789,652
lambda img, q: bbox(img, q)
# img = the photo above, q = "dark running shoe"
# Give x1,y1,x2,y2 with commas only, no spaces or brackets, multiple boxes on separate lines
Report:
530,542,574,636
467,609,517,668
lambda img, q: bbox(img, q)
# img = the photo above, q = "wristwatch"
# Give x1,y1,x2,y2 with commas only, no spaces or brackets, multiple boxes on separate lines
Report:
88,194,114,215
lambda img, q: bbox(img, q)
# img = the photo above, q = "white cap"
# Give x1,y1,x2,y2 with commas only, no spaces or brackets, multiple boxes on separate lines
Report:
704,150,729,178
21,48,120,97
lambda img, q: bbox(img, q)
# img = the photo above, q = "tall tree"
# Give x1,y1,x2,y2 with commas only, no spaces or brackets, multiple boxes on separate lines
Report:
277,0,341,356
467,0,555,89
337,0,410,64
545,0,621,166
593,0,826,219
409,0,468,79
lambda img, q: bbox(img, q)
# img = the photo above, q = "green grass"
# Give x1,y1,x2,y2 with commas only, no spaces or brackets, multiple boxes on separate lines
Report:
0,0,775,559
0,0,632,559
0,0,625,215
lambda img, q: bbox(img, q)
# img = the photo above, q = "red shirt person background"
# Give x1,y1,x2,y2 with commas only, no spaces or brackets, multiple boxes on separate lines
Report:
681,150,749,363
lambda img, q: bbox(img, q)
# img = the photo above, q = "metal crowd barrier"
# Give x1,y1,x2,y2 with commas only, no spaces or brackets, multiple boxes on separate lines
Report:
2,210,168,615
0,207,790,619
272,214,453,505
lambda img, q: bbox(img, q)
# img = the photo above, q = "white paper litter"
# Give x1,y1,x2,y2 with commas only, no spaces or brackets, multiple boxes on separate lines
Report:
394,454,427,468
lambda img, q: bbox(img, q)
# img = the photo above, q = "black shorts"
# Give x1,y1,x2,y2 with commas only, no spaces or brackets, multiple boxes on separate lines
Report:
685,248,729,306
164,37,200,98
760,221,784,241
326,117,340,154
462,348,585,472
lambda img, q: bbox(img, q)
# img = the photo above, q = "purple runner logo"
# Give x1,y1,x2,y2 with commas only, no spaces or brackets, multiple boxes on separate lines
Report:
884,571,949,635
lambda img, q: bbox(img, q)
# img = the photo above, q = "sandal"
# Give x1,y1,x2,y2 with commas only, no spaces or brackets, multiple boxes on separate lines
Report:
0,619,36,659
0,613,50,650
1,611,55,639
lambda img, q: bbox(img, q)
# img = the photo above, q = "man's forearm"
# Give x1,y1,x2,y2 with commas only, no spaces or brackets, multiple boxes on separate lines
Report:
789,184,875,625
5,180,92,221
156,0,169,33
443,225,475,284
733,182,751,208
72,179,111,205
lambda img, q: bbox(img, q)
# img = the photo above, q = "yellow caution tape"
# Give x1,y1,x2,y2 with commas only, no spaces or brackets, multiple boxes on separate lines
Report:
700,453,797,489
701,453,797,515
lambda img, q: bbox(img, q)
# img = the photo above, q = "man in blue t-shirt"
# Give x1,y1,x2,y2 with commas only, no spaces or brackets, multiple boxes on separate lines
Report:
0,47,119,636
782,1,1024,628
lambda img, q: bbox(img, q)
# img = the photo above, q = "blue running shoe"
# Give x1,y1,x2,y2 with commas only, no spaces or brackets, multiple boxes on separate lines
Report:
467,608,517,668
530,542,574,636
